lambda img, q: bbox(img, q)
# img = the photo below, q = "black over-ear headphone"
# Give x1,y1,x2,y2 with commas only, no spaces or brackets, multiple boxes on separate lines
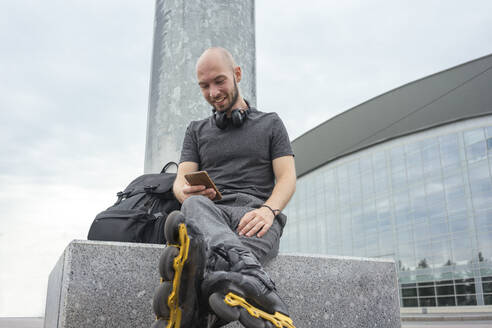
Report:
213,107,249,129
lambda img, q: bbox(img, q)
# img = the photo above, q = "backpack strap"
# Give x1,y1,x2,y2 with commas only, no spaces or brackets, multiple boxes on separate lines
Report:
161,161,178,173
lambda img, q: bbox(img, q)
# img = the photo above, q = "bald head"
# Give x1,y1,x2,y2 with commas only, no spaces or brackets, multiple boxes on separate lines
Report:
196,47,236,72
195,47,247,113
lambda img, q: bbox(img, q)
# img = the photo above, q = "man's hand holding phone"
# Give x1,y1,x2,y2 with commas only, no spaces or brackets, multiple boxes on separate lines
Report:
182,183,217,201
183,171,222,201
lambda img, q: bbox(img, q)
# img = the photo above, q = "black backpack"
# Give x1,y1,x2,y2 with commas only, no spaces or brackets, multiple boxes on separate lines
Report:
87,162,181,244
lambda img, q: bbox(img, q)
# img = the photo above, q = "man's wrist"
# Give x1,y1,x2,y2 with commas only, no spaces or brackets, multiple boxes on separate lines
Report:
260,204,280,217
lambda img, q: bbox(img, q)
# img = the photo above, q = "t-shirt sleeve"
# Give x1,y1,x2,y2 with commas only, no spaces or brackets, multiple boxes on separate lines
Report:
271,114,295,160
179,123,200,164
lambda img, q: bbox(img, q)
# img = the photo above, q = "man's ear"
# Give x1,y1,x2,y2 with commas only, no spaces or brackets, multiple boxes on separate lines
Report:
234,66,242,83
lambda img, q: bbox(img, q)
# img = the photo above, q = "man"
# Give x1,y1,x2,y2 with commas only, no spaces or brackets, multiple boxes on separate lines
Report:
152,47,296,328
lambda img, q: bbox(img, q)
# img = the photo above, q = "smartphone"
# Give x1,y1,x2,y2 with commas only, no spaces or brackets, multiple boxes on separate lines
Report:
184,171,223,201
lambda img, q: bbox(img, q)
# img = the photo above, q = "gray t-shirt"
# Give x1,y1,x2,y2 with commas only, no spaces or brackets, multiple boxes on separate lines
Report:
180,108,294,201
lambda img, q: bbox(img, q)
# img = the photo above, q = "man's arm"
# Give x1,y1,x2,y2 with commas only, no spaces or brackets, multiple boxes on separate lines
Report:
237,155,296,238
173,161,217,204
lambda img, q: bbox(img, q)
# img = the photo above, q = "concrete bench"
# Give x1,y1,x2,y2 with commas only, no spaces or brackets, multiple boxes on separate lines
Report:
44,240,401,328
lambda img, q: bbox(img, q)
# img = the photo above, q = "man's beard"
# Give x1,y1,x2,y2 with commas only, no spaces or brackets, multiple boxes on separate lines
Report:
216,78,239,114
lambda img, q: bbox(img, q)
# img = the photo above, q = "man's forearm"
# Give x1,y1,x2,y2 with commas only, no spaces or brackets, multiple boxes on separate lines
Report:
236,155,296,237
173,161,198,203
173,175,188,204
263,173,296,214
237,174,296,237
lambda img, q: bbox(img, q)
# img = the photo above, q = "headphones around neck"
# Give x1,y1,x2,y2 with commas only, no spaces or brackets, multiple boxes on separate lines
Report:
213,105,250,130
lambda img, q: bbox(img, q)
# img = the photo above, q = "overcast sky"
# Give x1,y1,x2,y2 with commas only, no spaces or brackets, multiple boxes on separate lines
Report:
1,0,491,317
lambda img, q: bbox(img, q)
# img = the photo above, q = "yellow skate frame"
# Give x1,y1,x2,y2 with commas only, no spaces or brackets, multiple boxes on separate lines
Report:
159,223,190,328
224,292,296,328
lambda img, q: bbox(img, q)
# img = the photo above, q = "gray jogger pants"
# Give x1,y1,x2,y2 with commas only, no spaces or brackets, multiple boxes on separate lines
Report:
180,193,285,265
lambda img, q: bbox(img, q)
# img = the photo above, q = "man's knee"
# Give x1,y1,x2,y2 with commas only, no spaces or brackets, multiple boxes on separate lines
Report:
181,195,214,213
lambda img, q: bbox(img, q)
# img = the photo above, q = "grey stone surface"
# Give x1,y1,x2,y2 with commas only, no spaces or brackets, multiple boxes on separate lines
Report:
44,240,400,328
144,0,256,173
43,240,165,328
0,318,43,328
226,254,401,328
43,253,63,327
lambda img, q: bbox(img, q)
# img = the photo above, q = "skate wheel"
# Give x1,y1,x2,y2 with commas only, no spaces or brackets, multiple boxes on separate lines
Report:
239,308,266,328
159,246,179,280
150,318,169,328
209,292,240,322
152,281,172,318
165,211,185,244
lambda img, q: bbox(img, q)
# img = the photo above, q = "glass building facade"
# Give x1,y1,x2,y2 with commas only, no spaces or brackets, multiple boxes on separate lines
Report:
280,116,492,307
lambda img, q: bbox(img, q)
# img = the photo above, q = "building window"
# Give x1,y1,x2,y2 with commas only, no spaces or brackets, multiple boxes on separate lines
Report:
282,121,492,307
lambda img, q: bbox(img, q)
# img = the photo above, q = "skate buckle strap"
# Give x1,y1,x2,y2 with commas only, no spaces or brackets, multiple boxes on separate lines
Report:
224,292,296,328
163,223,190,328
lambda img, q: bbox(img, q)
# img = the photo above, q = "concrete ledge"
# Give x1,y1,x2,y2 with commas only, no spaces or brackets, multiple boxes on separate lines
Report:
400,306,492,322
400,313,492,321
400,305,492,314
44,240,401,328
0,317,43,328
44,240,164,328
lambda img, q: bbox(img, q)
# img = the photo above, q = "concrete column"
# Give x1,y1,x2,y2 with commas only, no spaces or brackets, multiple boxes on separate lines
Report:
144,0,256,173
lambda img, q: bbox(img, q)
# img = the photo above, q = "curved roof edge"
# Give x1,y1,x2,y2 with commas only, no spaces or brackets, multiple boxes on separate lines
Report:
292,53,492,177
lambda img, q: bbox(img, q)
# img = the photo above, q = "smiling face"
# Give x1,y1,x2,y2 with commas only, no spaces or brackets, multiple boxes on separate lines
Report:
196,48,245,115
